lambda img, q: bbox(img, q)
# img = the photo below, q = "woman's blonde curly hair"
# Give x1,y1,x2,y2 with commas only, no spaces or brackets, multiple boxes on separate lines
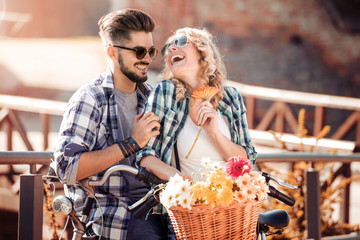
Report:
162,27,227,109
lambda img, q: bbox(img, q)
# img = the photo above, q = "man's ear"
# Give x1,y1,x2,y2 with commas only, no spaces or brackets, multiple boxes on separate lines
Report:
107,46,117,60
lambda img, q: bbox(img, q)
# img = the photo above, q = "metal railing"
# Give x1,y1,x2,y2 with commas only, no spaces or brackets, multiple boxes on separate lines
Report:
1,83,360,239
226,81,360,143
1,151,360,240
1,82,360,153
0,94,67,151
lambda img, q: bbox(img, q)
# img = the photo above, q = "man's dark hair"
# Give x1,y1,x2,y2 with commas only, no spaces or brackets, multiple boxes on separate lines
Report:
98,8,155,45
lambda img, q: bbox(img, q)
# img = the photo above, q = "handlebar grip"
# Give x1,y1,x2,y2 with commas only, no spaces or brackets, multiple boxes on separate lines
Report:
146,173,167,185
132,195,159,219
268,185,295,206
136,167,167,185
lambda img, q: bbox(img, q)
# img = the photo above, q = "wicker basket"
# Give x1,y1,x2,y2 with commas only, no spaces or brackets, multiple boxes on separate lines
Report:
168,200,261,240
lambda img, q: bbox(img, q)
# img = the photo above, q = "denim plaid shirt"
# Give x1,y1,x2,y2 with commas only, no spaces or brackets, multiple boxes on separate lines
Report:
137,80,257,167
53,67,151,240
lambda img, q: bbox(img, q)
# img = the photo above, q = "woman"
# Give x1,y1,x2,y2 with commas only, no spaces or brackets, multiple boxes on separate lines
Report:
136,27,257,181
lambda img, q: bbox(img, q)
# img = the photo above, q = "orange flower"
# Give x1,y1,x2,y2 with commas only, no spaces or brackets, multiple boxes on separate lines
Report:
191,86,219,101
185,86,219,159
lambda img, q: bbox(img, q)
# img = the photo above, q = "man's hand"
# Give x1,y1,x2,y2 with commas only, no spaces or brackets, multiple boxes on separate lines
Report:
131,112,160,148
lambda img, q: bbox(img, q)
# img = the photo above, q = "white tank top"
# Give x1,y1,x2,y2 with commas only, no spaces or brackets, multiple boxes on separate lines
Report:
175,111,231,178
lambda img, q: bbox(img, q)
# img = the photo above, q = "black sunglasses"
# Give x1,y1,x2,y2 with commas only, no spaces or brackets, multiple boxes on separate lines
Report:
161,35,188,56
113,45,158,60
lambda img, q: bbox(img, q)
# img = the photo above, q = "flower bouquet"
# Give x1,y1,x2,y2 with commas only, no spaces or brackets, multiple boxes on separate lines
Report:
160,156,269,240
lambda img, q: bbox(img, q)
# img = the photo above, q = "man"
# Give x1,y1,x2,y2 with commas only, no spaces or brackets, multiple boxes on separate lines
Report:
53,9,163,239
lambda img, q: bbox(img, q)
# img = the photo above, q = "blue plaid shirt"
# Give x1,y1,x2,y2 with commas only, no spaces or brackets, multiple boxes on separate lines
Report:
137,80,257,168
53,67,151,240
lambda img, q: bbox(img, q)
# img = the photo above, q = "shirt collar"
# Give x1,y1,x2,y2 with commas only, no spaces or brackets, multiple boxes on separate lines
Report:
101,67,115,90
137,81,151,99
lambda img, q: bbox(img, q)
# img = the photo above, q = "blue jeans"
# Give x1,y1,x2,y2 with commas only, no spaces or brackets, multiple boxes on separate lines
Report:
127,213,176,240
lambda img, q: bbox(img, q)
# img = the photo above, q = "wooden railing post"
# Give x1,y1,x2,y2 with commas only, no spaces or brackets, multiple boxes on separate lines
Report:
314,106,324,136
275,102,285,133
5,120,13,151
342,163,351,223
306,169,321,240
41,113,50,150
245,96,255,129
18,174,43,240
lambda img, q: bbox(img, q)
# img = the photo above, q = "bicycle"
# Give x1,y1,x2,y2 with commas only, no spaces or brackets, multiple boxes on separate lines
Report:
46,165,297,240
43,165,165,240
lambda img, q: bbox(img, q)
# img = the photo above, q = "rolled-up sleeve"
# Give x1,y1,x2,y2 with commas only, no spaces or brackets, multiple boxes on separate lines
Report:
53,90,100,185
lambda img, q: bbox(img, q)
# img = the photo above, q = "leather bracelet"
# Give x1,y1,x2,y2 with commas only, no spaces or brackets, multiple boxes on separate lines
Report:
118,137,141,158
118,141,131,158
124,139,136,155
127,137,141,152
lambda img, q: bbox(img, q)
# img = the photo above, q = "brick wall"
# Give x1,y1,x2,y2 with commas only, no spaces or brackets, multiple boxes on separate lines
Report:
4,0,359,98
129,0,360,98
3,0,109,37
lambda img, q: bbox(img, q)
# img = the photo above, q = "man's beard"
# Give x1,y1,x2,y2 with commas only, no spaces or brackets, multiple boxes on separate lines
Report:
118,54,148,83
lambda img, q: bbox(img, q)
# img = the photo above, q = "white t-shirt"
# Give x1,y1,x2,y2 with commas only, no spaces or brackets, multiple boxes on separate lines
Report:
174,111,231,178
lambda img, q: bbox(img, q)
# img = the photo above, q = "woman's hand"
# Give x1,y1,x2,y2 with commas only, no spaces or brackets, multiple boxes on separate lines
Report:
196,100,219,138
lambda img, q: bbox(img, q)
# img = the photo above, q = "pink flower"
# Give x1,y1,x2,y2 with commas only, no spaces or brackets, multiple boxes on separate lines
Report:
226,156,253,179
256,184,270,201
235,174,252,189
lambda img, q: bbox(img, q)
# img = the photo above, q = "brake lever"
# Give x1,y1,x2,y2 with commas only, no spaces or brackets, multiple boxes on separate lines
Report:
261,172,298,190
128,184,165,210
128,188,156,210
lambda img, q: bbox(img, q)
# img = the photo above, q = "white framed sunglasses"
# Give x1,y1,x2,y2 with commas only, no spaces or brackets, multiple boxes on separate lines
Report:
161,35,189,56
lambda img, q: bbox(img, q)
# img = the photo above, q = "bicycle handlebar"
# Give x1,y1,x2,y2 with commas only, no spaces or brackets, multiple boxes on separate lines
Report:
87,165,166,186
132,193,160,219
261,172,297,206
261,172,298,190
135,167,167,185
268,185,295,206
129,171,298,219
61,165,297,224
